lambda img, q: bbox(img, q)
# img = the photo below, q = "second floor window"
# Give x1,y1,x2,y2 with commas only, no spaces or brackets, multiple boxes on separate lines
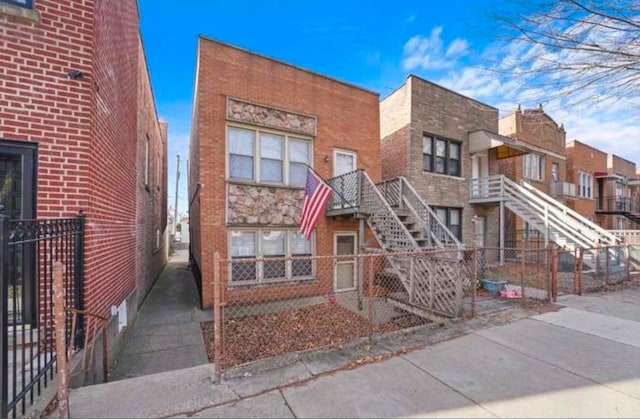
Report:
423,135,461,177
524,154,544,181
579,172,593,198
228,126,311,186
551,163,559,182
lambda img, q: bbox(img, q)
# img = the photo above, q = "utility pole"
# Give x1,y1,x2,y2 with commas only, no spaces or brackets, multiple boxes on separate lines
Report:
173,155,180,235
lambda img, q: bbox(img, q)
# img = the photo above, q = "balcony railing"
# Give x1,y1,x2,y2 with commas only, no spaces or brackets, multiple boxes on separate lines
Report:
549,182,577,199
597,196,640,214
325,169,362,215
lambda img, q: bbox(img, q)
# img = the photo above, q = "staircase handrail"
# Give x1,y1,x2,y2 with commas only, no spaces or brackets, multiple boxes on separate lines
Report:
360,171,421,251
518,178,619,245
397,176,464,249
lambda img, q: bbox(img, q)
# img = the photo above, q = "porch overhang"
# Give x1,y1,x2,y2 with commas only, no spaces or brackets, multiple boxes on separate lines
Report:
594,172,625,181
469,130,566,160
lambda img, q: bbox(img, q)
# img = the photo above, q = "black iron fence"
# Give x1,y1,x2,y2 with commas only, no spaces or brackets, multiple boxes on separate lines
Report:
598,195,640,214
1,212,84,418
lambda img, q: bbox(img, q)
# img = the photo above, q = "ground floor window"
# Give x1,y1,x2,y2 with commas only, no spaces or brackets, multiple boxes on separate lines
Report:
230,229,314,284
433,207,462,240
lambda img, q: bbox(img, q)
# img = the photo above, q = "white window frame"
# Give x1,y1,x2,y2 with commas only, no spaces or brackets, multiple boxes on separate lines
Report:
228,229,315,285
523,153,544,181
333,148,358,177
579,171,593,199
226,124,313,187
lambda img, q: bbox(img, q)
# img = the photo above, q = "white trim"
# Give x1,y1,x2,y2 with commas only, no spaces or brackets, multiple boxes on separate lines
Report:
333,148,358,177
333,231,358,292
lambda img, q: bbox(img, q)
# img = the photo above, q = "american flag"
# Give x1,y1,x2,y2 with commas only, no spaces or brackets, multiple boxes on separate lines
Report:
300,168,333,240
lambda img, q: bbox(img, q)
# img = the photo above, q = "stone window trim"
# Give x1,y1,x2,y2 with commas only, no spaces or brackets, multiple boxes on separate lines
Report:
422,134,462,177
226,97,317,137
226,123,313,187
0,0,40,22
228,228,316,286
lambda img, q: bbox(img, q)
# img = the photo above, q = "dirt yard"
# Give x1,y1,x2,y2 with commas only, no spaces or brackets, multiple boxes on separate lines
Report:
202,302,401,367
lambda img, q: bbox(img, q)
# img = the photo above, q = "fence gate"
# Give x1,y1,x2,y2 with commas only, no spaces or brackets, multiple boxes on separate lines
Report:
1,213,84,418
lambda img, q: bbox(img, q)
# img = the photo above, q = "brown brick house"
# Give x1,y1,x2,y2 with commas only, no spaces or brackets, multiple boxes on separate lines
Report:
567,140,640,230
189,37,380,309
0,0,167,403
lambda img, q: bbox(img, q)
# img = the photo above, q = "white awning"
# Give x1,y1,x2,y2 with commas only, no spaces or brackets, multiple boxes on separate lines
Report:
469,130,566,160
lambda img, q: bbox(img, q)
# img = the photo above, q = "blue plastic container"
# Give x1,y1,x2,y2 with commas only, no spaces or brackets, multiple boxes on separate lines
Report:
481,279,507,297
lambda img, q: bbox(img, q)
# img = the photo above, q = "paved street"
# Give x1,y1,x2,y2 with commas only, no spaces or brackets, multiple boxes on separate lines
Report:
70,286,640,418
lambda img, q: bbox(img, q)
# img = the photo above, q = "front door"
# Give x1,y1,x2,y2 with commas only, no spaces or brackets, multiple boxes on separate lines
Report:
0,142,36,325
471,152,488,197
334,232,357,292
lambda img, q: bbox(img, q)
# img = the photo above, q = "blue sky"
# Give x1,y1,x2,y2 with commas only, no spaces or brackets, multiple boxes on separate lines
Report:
138,1,640,217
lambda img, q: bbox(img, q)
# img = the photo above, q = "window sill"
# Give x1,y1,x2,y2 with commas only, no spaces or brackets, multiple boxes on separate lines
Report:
421,171,465,181
0,2,40,23
226,179,304,190
228,276,317,288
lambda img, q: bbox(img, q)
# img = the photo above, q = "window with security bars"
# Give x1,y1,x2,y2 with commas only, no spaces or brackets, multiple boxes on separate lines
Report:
422,135,461,176
228,126,312,186
230,229,314,284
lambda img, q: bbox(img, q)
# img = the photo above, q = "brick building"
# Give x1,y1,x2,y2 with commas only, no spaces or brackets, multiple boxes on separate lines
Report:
189,37,380,309
0,0,167,381
567,140,640,230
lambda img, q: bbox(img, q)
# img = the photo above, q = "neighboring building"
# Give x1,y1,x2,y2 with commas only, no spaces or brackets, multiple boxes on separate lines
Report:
566,140,607,223
0,0,167,401
189,37,380,309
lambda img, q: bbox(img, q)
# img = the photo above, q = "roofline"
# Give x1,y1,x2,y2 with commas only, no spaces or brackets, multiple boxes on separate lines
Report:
566,139,607,156
407,74,498,111
608,152,637,167
198,35,379,97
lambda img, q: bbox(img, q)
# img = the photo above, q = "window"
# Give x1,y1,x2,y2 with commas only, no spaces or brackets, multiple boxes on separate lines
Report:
434,207,462,240
144,135,150,187
155,229,160,250
523,154,544,181
579,172,593,198
4,0,33,8
228,126,312,186
422,135,461,176
229,127,255,180
551,163,559,182
230,229,314,284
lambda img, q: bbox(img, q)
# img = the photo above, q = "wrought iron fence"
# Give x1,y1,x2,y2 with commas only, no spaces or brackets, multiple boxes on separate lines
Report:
1,213,84,418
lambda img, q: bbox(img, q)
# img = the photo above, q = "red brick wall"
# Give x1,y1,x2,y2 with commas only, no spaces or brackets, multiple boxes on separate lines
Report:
566,140,606,223
0,0,95,216
2,0,166,321
191,37,380,308
135,38,168,308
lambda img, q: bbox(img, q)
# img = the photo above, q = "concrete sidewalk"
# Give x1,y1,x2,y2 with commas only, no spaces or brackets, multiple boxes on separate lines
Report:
109,245,210,381
70,286,640,418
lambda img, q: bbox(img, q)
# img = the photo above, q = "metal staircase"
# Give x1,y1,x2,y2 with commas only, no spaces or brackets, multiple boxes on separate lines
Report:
470,175,622,269
326,170,466,317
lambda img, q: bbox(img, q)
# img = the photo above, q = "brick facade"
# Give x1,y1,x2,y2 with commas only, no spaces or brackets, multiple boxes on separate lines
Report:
189,37,380,309
381,76,499,246
0,0,167,350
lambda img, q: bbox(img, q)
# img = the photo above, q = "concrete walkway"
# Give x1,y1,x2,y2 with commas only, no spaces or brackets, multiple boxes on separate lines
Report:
109,244,210,381
70,286,640,418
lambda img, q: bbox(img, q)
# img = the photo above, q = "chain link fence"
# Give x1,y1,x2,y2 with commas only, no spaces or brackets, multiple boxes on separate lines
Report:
203,246,565,378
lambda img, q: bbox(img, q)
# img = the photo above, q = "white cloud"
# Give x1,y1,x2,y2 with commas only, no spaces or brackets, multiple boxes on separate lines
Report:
399,19,640,167
402,27,469,71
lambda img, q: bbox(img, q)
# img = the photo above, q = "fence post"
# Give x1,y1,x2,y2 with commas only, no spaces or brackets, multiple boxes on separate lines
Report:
408,258,415,304
520,247,526,302
53,262,70,419
0,216,9,419
604,245,610,285
74,210,85,347
213,252,222,383
551,246,559,302
577,247,583,295
625,244,631,282
367,255,374,340
455,259,464,318
471,247,477,318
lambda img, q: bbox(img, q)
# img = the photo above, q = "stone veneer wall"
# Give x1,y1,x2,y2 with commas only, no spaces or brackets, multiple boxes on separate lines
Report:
227,183,304,225
227,98,317,136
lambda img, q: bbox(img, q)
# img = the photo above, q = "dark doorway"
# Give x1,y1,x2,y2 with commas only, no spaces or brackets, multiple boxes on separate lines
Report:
0,141,36,325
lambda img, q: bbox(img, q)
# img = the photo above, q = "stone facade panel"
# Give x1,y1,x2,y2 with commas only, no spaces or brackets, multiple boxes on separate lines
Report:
227,183,303,225
227,98,317,136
